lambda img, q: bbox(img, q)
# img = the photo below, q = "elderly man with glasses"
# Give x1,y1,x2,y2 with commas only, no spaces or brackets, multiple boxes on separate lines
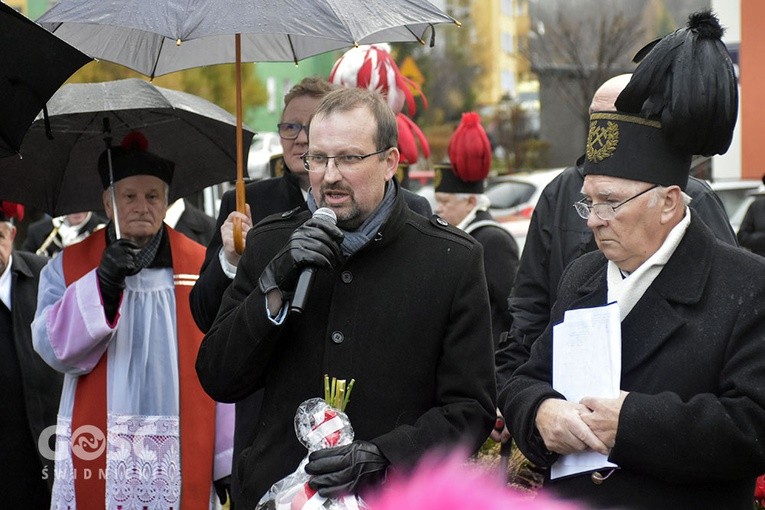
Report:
498,11,765,509
196,86,496,508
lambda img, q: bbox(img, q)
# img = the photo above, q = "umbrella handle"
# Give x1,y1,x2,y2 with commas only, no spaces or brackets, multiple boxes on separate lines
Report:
233,218,244,254
233,179,246,254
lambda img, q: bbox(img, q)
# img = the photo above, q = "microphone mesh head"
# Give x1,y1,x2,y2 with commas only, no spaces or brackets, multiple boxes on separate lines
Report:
313,207,337,225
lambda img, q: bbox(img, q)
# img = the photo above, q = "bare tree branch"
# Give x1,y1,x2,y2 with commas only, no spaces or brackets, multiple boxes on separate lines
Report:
523,0,644,124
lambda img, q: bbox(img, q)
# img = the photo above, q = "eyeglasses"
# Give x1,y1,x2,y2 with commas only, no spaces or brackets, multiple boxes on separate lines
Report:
277,122,309,140
302,148,390,173
573,185,659,220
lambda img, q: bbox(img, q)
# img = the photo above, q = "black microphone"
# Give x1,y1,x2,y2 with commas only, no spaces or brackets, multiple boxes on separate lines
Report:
290,207,338,314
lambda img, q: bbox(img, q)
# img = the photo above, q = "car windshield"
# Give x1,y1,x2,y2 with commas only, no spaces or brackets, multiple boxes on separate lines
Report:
486,181,536,209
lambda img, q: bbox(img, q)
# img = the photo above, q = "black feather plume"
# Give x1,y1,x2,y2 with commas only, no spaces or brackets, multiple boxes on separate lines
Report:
615,10,738,156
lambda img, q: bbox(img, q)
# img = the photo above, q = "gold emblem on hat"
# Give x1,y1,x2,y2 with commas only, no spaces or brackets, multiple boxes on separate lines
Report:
433,167,443,189
586,120,619,162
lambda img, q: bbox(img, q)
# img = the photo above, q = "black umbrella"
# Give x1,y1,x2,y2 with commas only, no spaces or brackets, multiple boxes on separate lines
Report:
0,78,254,217
0,3,91,158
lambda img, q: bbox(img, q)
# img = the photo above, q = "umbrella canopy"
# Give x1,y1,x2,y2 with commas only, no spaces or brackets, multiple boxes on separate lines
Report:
0,3,91,157
0,78,253,216
37,0,458,77
37,0,458,251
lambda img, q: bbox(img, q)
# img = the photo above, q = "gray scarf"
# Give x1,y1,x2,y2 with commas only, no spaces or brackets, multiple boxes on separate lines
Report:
307,181,397,257
106,222,163,269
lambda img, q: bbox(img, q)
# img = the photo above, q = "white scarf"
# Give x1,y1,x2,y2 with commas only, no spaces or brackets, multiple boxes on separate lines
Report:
607,208,691,321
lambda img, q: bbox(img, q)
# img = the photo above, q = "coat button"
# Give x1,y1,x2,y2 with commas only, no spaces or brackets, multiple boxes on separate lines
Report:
436,217,449,226
341,271,353,283
331,331,344,344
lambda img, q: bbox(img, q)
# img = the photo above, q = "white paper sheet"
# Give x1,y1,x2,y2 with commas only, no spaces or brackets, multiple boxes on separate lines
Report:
550,302,621,479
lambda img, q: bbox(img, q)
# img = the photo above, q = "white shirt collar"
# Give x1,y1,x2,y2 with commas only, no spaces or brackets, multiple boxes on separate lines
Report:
456,205,481,231
164,199,186,229
0,254,13,311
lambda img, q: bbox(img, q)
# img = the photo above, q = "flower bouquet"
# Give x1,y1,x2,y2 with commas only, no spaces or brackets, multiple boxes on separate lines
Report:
256,376,366,510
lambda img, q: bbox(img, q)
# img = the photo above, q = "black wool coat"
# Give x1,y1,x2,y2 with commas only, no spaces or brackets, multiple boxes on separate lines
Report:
6,251,62,490
172,199,216,246
189,172,432,504
464,209,519,349
190,173,431,333
196,190,496,507
500,215,765,510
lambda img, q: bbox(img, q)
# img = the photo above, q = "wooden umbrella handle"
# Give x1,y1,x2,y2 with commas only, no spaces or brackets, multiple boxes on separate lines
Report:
234,33,245,255
233,180,246,254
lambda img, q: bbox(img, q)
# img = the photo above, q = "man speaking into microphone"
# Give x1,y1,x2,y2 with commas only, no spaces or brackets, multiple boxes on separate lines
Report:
196,86,496,508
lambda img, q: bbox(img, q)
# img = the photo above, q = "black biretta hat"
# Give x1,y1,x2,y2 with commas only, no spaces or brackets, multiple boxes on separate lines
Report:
584,10,737,190
97,131,174,189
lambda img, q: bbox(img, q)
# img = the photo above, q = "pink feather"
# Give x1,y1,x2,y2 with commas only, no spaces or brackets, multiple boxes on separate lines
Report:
365,451,580,510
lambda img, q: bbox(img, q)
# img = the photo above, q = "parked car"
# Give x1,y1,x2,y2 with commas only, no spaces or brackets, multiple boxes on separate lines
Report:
485,168,565,251
709,179,763,233
247,131,282,181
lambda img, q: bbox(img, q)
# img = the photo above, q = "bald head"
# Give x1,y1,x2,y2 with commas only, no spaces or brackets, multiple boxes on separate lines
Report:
590,74,633,113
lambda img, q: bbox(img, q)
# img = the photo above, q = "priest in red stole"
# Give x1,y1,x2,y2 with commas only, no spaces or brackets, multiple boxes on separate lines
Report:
32,132,233,509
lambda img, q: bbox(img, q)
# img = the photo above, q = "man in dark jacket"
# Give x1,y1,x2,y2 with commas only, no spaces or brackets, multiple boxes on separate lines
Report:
22,211,105,258
196,87,496,508
500,15,765,507
0,201,61,508
737,174,765,256
432,112,519,350
501,112,765,510
498,74,737,387
164,198,216,246
189,76,431,506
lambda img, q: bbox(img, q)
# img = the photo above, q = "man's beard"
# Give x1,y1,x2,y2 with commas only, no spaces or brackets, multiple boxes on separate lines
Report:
320,186,363,230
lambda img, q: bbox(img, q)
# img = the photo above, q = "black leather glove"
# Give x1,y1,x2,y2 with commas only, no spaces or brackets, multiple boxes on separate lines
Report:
214,475,231,505
305,440,389,498
97,239,141,322
258,216,344,299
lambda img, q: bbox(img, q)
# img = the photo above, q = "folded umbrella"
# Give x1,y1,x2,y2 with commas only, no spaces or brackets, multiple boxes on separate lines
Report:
0,78,254,216
0,3,91,157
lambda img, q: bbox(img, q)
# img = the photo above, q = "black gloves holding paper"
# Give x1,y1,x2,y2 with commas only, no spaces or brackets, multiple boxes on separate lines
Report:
305,440,389,498
97,238,141,322
258,216,344,300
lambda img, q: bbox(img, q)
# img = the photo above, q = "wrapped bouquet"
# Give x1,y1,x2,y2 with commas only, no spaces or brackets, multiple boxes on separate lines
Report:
256,376,365,510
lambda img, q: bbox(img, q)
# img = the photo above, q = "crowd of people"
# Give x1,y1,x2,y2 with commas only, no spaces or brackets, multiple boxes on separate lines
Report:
2,8,765,510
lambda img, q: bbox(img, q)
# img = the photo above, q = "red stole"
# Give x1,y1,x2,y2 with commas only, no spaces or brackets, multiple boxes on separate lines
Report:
63,227,215,509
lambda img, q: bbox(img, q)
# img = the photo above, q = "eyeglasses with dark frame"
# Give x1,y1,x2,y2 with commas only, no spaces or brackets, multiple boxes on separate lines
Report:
573,184,659,221
277,122,309,140
301,147,391,173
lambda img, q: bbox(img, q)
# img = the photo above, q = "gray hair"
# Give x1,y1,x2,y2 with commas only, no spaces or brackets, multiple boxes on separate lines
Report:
648,186,692,207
